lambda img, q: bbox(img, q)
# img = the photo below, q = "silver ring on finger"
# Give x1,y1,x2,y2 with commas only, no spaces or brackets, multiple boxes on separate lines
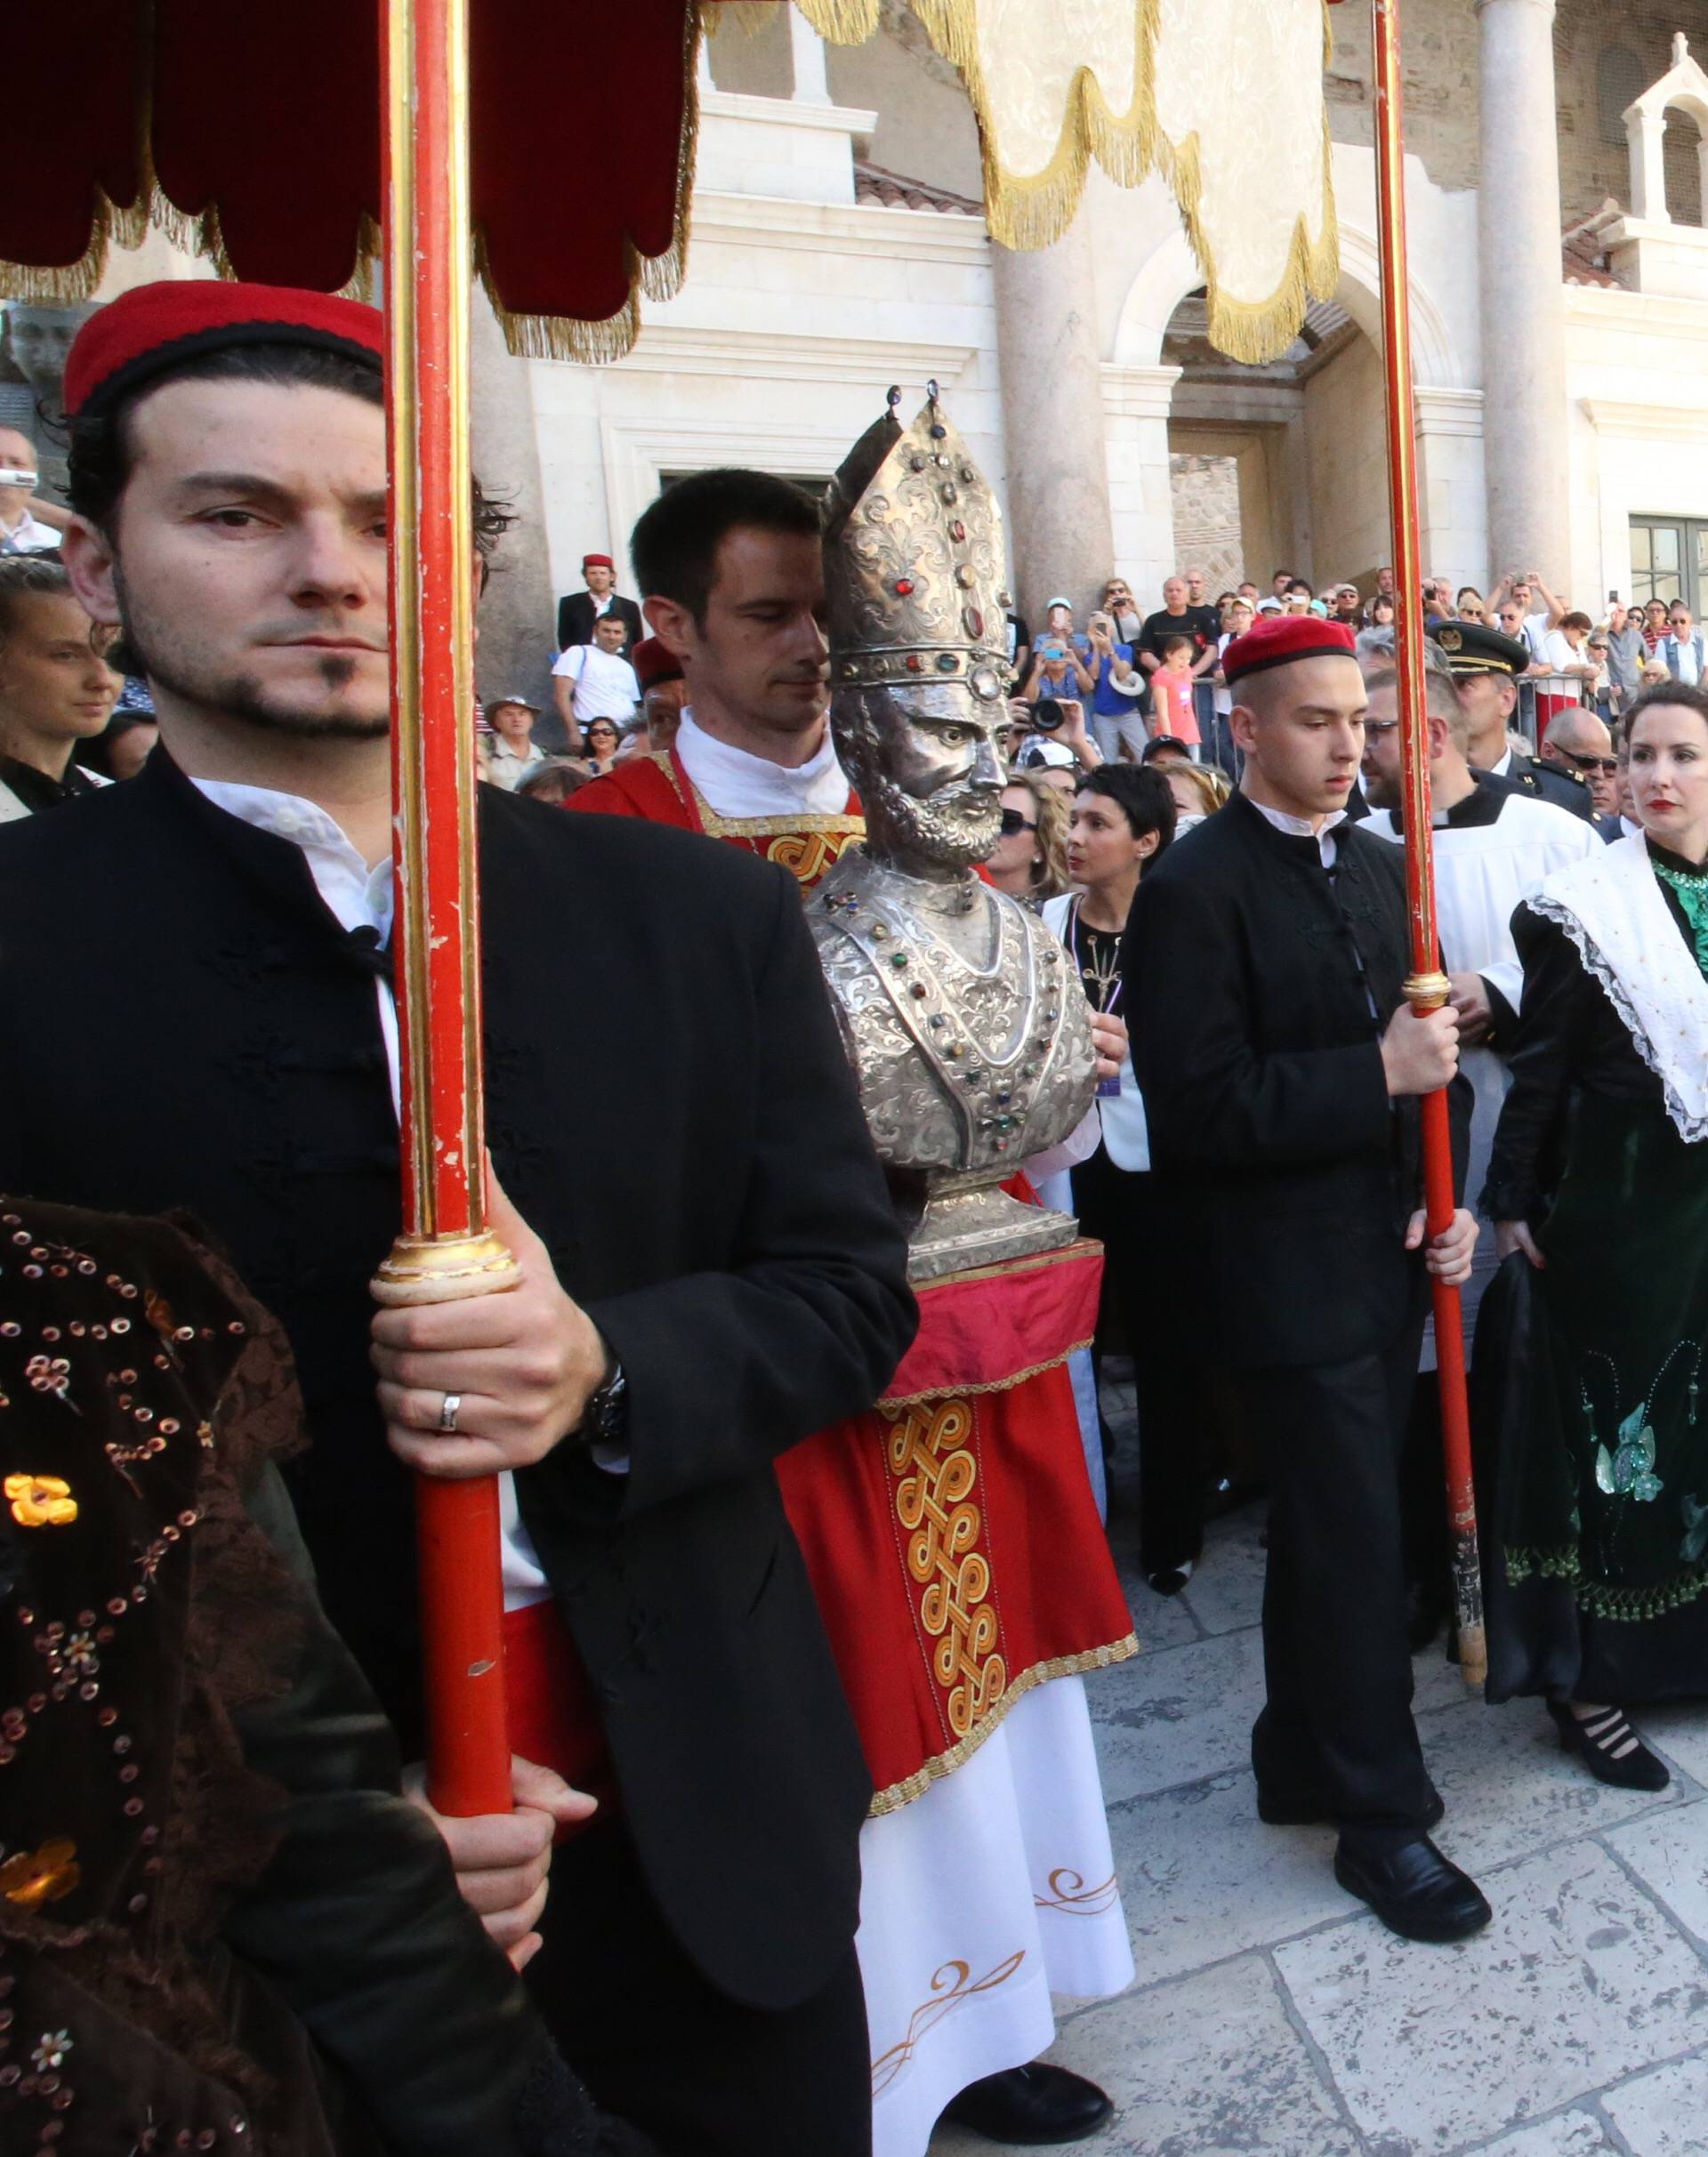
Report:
438,1391,463,1434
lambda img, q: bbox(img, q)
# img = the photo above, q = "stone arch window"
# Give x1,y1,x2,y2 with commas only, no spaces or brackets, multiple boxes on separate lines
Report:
1598,44,1648,146
1623,34,1708,227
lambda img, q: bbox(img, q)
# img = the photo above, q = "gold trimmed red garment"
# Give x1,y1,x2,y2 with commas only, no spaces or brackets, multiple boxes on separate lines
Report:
775,1242,1137,1815
569,749,863,895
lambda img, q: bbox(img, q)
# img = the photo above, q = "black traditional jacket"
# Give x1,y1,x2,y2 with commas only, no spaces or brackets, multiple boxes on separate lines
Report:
0,1198,642,2157
1124,789,1464,1372
0,750,915,2011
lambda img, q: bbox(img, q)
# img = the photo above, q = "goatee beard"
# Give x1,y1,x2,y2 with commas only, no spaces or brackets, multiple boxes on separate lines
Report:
117,582,390,741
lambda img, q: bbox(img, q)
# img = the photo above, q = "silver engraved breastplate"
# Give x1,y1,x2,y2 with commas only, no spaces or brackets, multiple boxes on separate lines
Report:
809,849,1097,1279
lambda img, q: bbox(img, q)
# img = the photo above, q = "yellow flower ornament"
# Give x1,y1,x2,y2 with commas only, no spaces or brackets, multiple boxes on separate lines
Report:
4,1472,78,1528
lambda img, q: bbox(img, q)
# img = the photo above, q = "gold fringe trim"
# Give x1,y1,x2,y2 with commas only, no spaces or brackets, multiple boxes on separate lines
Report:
794,0,882,40
882,1334,1092,1411
797,0,1337,367
866,1631,1140,1817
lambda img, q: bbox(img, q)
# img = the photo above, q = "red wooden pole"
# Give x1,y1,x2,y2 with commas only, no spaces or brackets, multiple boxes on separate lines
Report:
1371,0,1487,1687
373,0,519,1811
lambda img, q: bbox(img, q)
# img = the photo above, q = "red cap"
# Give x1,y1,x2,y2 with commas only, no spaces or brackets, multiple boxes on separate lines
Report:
63,280,383,418
631,636,681,691
1221,615,1358,687
582,553,615,571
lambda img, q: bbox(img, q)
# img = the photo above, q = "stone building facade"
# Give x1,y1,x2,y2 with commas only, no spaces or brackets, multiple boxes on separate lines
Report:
522,0,1708,660
20,0,1708,690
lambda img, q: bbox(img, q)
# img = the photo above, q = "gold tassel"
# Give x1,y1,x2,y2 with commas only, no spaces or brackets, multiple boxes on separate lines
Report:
793,0,882,41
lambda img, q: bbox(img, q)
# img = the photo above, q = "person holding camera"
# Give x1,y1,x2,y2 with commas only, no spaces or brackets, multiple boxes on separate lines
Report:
1015,693,1103,780
1024,618,1094,704
1084,607,1146,761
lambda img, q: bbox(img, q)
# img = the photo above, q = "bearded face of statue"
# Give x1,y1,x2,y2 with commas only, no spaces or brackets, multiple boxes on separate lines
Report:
833,679,1006,878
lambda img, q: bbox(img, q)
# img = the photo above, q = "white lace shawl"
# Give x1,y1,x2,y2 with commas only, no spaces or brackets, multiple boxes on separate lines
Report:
1528,827,1708,1142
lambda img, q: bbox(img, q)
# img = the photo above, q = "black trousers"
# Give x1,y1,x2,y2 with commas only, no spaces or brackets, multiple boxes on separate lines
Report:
1237,1300,1438,1832
1072,1147,1205,1573
526,1820,873,2157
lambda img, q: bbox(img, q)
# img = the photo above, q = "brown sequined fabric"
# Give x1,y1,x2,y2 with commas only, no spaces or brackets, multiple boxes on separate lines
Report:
0,1197,316,2156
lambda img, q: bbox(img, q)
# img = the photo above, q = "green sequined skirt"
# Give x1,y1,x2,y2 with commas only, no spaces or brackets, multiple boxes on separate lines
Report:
1476,1091,1708,1703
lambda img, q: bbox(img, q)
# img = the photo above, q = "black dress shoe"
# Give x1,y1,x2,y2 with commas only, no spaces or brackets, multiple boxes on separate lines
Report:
1333,1831,1492,1943
940,2064,1115,2145
1546,1700,1671,1791
1258,1784,1444,1831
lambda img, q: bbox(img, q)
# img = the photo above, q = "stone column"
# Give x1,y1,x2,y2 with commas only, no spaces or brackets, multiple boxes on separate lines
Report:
991,203,1117,624
1475,0,1570,588
787,9,831,103
467,283,560,736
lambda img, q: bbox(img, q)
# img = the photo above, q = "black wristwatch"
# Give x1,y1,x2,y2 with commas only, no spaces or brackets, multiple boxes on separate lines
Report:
581,1360,628,1446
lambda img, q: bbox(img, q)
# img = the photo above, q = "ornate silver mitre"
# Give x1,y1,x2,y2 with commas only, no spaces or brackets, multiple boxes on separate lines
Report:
808,388,1097,1282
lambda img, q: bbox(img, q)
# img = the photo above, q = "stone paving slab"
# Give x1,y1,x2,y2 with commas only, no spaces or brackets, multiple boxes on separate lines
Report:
1088,1625,1269,1804
1106,1767,1349,1986
1273,1839,1708,2155
1602,1797,1708,1951
931,1954,1363,2157
1600,2050,1708,2156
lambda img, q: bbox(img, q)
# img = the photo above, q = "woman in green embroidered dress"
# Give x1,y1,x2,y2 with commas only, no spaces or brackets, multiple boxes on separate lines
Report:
1481,683,1708,1790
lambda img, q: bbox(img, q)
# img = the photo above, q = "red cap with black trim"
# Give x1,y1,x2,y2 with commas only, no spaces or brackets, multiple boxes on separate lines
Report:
1221,614,1359,687
63,280,383,419
631,635,681,691
582,552,615,571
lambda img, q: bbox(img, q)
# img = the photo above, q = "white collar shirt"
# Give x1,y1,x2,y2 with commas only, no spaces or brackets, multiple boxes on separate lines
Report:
1246,795,1347,869
674,708,849,819
0,506,62,555
187,775,569,1605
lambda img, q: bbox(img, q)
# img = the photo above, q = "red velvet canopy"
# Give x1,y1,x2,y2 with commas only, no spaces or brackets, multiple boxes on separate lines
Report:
3,0,700,355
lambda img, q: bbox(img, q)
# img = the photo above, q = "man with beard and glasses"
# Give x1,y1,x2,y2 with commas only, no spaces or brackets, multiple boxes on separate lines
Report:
0,281,916,2157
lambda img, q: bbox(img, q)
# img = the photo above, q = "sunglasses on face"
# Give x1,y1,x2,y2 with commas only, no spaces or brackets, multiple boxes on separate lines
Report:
999,808,1038,836
1559,749,1618,776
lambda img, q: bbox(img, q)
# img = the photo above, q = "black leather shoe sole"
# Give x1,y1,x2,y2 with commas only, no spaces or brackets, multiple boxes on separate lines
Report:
940,2064,1116,2145
1258,1788,1445,1831
1333,1838,1492,1944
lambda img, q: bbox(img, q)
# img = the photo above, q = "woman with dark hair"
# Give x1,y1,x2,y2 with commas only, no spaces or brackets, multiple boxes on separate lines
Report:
1482,681,1708,1790
1041,768,1205,1589
582,716,623,774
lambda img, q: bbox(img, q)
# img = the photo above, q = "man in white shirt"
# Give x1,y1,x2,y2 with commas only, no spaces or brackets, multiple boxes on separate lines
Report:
0,426,66,555
551,612,638,750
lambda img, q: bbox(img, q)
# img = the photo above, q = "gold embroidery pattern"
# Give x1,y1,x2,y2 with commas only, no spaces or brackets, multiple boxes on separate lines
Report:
758,825,858,892
885,1397,1005,1739
870,1951,1027,2097
1034,1866,1122,1918
866,1635,1140,1817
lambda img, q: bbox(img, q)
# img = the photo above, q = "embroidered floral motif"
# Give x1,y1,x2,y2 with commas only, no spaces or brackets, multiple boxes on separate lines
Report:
1593,1405,1664,1504
0,1837,80,1908
30,2028,71,2072
23,1355,77,1413
4,1472,78,1527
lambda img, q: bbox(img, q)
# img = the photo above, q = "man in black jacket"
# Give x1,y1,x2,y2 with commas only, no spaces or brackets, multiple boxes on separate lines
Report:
0,280,915,2154
557,551,643,654
1125,614,1492,1945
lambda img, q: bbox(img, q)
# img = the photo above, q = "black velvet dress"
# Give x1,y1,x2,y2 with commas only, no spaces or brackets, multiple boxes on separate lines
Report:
1477,847,1708,1705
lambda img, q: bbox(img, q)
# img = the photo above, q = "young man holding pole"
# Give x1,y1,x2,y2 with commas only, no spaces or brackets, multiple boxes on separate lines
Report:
0,282,915,2156
1124,613,1494,1944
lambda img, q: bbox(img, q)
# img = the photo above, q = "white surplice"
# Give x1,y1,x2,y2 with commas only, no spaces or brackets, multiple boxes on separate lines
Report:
688,725,1132,2157
1364,783,1600,1347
